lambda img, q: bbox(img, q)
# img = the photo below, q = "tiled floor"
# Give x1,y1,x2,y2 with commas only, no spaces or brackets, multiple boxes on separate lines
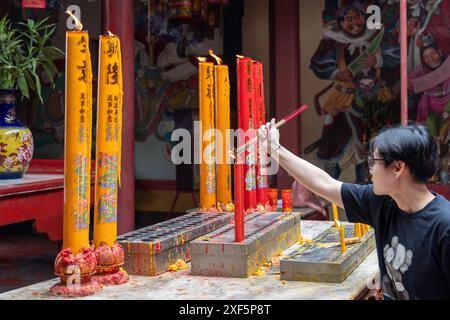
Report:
0,221,58,294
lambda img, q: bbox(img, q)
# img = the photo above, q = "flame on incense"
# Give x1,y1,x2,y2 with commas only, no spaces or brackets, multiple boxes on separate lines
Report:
208,49,222,65
334,219,341,227
197,57,207,62
66,10,83,31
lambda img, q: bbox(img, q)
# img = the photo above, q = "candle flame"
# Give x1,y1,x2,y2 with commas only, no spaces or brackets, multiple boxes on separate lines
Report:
66,10,83,31
208,49,222,65
197,57,207,62
236,55,244,59
107,30,115,37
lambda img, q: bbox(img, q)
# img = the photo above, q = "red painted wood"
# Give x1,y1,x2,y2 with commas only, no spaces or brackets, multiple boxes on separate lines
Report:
103,0,136,235
28,159,64,174
0,159,95,241
136,179,177,190
0,177,62,196
270,0,301,189
427,183,450,200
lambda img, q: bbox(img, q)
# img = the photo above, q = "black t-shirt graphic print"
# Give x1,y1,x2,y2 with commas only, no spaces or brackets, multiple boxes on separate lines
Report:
341,183,450,300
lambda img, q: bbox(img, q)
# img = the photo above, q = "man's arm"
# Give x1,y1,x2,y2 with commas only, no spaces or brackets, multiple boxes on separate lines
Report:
271,145,344,208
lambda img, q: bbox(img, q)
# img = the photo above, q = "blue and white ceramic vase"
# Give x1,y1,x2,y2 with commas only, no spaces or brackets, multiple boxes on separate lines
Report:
0,89,34,179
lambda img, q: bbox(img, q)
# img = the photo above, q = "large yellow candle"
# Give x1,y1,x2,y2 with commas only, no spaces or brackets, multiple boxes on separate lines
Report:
332,203,339,228
198,59,216,211
210,51,232,212
63,28,93,254
93,33,123,248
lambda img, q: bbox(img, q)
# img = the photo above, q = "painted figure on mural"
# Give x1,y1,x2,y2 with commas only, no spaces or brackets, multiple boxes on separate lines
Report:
406,0,450,71
409,35,450,145
310,0,400,183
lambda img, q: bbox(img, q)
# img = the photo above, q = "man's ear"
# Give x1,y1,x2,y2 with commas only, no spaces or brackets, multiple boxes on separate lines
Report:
393,161,406,178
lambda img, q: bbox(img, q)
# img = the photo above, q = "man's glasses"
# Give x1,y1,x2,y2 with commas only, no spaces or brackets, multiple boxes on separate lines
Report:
367,155,384,168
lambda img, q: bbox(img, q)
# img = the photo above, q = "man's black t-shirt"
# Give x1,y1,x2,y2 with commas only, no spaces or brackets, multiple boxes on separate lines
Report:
341,183,450,300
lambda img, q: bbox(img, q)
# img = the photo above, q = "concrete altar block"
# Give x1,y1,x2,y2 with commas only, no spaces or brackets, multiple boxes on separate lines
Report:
190,212,301,278
280,223,375,283
117,211,233,276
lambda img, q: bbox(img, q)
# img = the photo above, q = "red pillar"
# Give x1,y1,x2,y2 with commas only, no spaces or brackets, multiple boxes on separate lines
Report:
103,0,135,234
270,0,301,189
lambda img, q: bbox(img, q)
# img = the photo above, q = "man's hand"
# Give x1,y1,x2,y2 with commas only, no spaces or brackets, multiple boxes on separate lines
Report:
258,119,280,154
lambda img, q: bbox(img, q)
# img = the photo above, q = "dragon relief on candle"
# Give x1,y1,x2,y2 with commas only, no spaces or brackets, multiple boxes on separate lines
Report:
72,154,90,231
245,143,257,191
97,153,118,223
204,143,216,194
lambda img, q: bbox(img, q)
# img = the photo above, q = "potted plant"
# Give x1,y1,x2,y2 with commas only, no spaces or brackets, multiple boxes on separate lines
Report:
0,15,63,179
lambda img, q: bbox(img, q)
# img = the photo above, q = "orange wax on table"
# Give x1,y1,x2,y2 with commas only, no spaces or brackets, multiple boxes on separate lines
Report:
332,203,339,228
354,223,362,238
338,223,346,254
361,224,367,235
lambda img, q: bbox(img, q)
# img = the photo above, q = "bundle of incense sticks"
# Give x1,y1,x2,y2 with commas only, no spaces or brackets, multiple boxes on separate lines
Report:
230,104,309,158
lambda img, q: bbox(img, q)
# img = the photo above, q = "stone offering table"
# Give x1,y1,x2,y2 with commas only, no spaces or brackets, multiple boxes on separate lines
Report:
0,221,379,300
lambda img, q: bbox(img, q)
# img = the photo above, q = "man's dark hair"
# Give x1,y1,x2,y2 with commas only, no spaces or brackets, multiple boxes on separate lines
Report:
369,124,438,183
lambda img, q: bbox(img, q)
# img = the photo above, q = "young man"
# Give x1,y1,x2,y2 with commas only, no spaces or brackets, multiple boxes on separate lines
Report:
259,121,450,300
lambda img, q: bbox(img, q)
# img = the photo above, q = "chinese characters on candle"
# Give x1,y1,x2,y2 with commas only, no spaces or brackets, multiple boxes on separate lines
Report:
93,34,123,248
63,29,93,255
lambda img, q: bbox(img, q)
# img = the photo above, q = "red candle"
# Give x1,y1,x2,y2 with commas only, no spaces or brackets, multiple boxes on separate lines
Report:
252,61,269,210
268,188,278,211
282,189,292,213
237,56,257,213
234,133,245,242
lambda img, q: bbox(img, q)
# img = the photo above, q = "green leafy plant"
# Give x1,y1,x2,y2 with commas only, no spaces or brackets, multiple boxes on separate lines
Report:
0,15,64,102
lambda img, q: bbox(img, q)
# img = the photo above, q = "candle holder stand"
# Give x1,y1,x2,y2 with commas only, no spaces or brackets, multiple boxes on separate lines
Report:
190,212,301,278
91,242,129,285
49,247,101,297
116,211,233,276
280,223,375,283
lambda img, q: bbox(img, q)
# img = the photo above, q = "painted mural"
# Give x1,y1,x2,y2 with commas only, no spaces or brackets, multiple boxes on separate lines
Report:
134,0,226,182
309,0,450,183
406,0,450,155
